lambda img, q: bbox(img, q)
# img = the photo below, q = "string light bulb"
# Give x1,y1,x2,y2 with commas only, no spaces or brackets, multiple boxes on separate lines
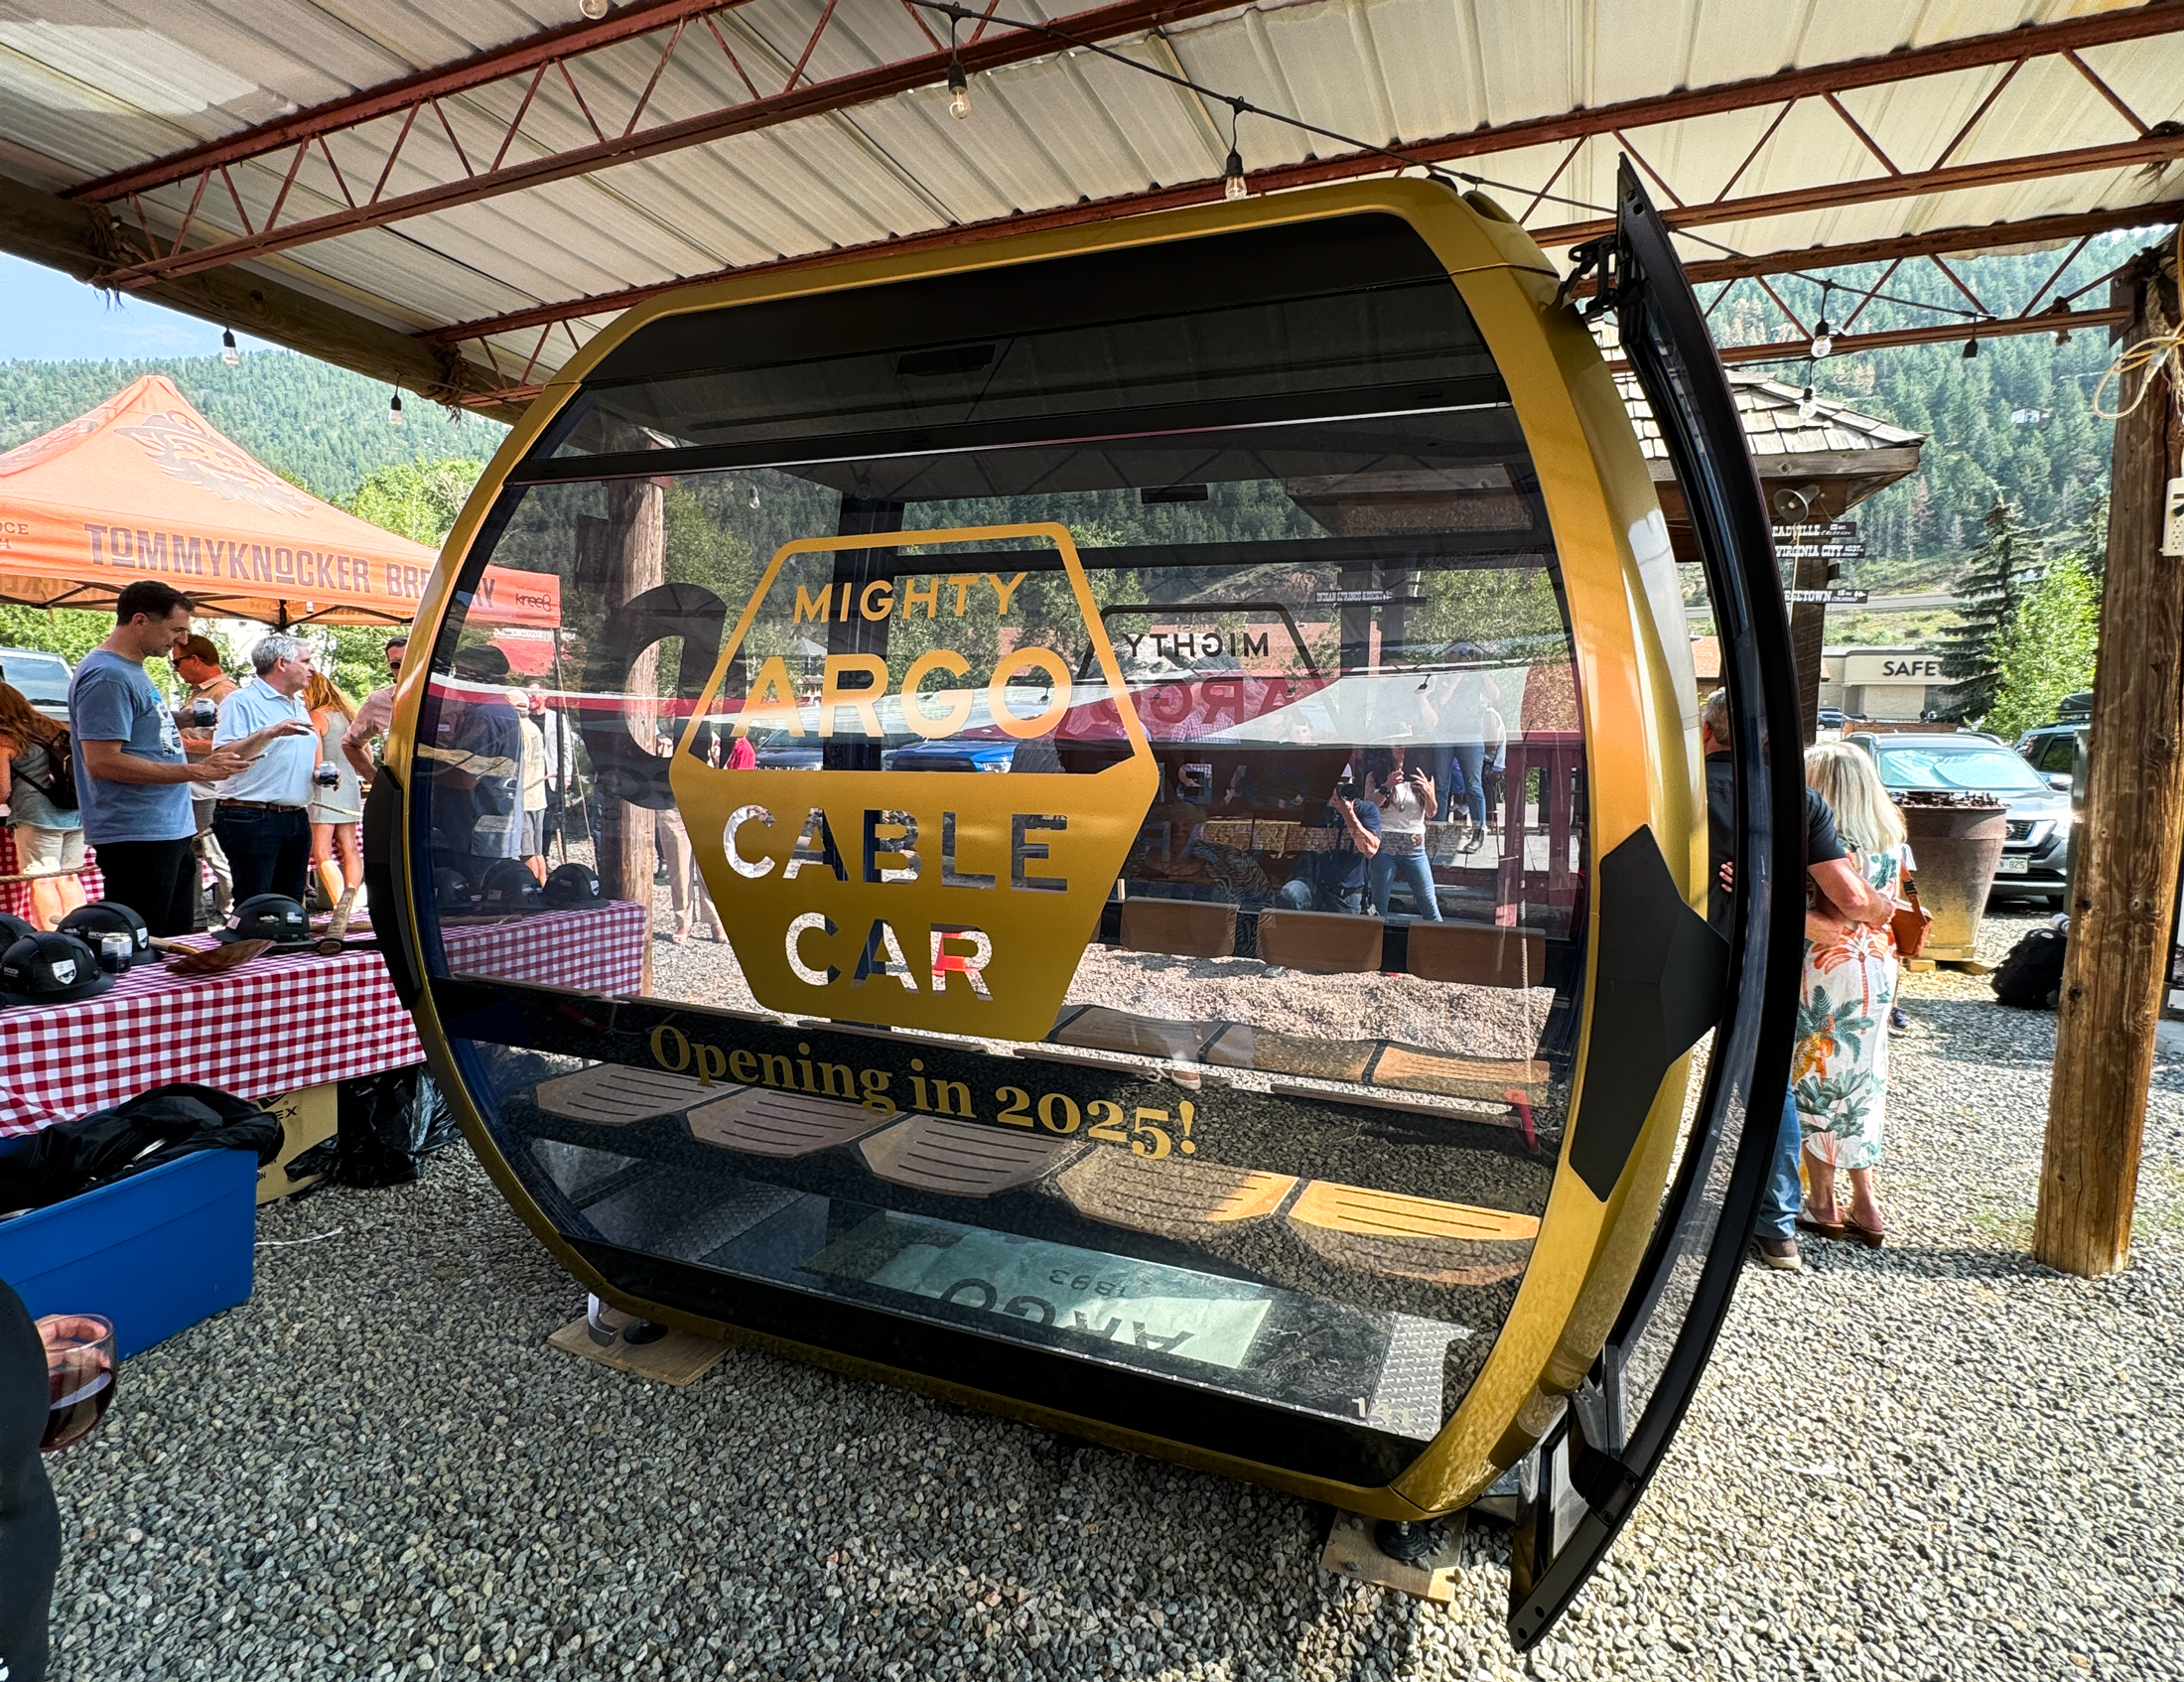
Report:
943,17,969,121
220,328,240,366
1798,384,1819,421
579,0,612,19
750,484,761,509
1224,147,1247,201
388,390,405,427
1810,281,1833,358
1963,336,1979,360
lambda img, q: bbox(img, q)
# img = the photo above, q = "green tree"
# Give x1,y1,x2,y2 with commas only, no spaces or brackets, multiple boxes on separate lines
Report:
1935,500,2042,722
1984,554,2101,742
341,457,484,548
0,606,112,667
0,352,494,498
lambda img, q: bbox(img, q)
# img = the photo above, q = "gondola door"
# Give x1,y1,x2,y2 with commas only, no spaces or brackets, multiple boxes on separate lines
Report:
1503,163,1808,1646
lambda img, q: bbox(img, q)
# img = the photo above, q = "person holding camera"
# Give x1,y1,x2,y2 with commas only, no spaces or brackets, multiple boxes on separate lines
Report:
1362,746,1442,922
209,635,321,905
1273,761,1382,915
169,631,239,922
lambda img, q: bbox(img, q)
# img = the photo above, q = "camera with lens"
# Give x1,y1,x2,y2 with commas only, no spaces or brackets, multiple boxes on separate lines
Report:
313,764,341,789
185,699,217,728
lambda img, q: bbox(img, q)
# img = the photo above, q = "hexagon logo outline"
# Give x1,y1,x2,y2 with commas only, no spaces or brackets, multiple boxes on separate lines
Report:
669,522,1160,1041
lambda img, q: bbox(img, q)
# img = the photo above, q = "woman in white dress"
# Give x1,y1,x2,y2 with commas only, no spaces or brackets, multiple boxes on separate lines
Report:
1793,743,1911,1248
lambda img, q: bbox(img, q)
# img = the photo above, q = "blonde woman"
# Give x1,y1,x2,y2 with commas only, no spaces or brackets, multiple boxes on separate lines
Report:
303,671,363,908
0,682,85,927
1794,742,1911,1248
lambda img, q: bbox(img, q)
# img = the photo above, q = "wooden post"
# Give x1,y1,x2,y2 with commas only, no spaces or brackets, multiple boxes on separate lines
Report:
1786,546,1829,745
2037,241,2183,1277
577,480,665,911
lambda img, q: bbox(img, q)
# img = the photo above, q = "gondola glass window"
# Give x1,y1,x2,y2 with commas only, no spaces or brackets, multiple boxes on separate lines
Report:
410,209,1611,1490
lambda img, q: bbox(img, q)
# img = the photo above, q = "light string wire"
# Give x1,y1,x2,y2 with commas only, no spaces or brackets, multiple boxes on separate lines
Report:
907,0,2133,339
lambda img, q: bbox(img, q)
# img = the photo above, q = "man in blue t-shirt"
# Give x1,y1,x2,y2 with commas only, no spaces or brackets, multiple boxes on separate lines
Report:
69,583,269,934
1274,771,1382,915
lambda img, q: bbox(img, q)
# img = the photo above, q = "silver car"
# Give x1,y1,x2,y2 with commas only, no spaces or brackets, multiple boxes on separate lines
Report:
0,647,71,723
1844,731,2070,906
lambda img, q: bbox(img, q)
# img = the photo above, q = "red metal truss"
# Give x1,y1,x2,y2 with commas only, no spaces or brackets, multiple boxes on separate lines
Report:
70,1,746,205
84,0,1248,290
1528,133,2184,247
72,0,2184,296
420,160,2184,366
1667,202,2184,285
1701,302,2130,367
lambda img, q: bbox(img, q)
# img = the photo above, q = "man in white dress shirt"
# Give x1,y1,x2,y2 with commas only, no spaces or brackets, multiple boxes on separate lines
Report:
210,634,320,904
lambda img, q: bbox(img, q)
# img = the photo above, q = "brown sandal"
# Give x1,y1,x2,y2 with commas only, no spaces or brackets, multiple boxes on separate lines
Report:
1795,1204,1846,1241
1842,1213,1884,1249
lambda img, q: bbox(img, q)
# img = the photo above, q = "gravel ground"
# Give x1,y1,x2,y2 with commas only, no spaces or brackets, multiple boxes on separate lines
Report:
43,908,2184,1680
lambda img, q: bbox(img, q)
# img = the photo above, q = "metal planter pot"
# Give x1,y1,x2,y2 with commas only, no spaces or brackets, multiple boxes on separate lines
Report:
1899,797,2007,961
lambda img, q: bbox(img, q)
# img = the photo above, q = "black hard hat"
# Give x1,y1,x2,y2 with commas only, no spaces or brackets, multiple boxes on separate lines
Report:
435,867,481,915
542,862,606,911
1,931,114,1006
214,894,310,945
478,858,544,912
0,912,35,949
60,901,152,958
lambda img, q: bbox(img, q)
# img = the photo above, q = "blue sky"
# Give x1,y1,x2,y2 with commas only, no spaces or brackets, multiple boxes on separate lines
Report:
0,251,275,361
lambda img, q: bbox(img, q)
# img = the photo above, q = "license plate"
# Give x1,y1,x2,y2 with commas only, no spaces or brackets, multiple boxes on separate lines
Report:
1995,855,2031,876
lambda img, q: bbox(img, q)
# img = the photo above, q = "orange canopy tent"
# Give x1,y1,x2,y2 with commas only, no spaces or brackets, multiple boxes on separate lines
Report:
0,374,437,627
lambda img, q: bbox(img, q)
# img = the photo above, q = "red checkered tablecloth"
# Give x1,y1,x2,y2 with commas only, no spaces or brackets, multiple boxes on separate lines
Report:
441,899,648,997
0,827,104,924
0,945,422,1135
0,900,650,1134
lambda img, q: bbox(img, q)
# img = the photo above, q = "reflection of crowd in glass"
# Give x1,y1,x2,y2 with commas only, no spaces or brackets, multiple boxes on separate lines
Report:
1268,729,1504,920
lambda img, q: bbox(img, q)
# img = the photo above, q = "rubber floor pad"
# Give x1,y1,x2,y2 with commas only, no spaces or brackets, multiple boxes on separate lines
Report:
686,1087,889,1157
1056,1150,1297,1238
859,1115,1087,1197
534,1063,720,1126
1286,1181,1539,1286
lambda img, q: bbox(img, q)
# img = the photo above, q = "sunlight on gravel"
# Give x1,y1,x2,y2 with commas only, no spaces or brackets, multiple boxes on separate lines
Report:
42,910,2184,1681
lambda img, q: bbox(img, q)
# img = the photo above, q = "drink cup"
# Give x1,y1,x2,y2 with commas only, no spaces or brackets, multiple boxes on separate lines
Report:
38,1314,116,1452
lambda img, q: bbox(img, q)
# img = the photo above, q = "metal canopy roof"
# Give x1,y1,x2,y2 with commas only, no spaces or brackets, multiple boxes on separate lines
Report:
2,0,2180,418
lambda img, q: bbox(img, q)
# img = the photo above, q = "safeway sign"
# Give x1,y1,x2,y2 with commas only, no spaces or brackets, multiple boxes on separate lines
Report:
1843,652,1943,684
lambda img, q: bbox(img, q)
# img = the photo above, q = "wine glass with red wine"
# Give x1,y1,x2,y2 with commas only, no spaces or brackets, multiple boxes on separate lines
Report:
38,1314,116,1453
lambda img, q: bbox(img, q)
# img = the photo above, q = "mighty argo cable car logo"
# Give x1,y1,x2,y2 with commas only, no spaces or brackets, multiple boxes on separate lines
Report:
670,524,1160,1042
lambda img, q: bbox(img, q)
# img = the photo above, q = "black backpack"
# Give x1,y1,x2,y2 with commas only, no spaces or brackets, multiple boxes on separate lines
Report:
1992,925,2068,1010
17,727,79,811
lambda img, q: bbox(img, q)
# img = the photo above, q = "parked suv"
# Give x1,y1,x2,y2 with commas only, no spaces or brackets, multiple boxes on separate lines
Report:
2015,720,2086,791
1844,730,2069,906
0,647,71,722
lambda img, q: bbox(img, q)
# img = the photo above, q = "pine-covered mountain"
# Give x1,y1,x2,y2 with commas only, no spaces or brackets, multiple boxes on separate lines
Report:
0,350,503,501
1706,234,2139,591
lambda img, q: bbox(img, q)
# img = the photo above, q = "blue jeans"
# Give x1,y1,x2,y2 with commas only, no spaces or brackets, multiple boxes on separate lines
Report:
1275,877,1363,915
1367,846,1443,919
1447,741,1486,828
1755,1089,1802,1241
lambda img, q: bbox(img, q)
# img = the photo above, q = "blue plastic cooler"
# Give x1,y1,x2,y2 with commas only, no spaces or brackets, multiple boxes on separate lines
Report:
0,1148,257,1357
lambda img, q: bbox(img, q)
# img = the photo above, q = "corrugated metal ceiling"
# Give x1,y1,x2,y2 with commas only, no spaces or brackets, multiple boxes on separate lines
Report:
1,0,2179,387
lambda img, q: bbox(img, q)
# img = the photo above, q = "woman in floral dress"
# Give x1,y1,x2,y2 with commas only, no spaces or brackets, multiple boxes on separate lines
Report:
1793,743,1910,1247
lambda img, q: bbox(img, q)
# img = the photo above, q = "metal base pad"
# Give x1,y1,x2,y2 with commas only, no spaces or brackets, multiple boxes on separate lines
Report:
1319,1509,1468,1604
